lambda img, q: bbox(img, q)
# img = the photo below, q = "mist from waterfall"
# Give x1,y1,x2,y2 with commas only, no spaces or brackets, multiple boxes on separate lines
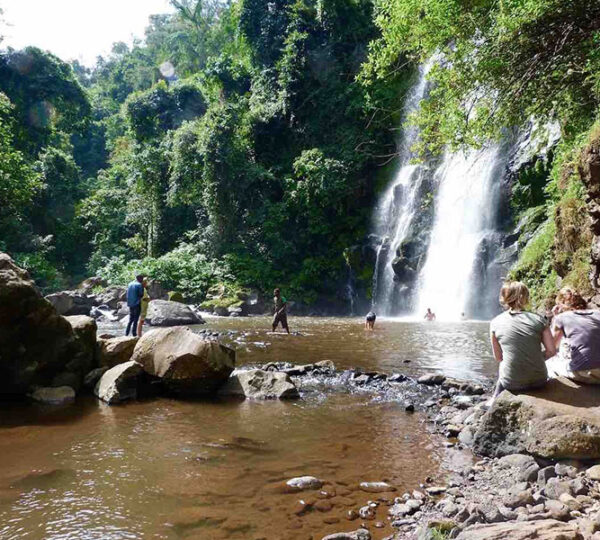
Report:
370,62,433,315
416,146,503,320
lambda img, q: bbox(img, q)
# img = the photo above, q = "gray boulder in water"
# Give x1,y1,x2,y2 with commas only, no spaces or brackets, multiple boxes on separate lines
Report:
94,286,126,310
219,369,299,399
131,327,234,395
0,253,94,396
94,360,143,404
45,290,96,316
146,300,204,326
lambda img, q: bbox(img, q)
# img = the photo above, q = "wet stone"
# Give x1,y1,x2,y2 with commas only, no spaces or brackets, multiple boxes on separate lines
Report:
286,476,324,491
359,481,395,493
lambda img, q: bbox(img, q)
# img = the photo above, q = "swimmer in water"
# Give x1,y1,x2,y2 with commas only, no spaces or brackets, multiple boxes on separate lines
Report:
424,308,436,321
365,311,376,330
460,312,467,321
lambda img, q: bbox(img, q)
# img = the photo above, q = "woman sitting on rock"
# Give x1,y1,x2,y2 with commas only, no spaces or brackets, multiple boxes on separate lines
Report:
490,281,555,398
547,287,600,384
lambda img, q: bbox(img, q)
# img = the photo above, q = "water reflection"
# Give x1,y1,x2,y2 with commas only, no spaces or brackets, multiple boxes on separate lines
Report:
0,317,495,539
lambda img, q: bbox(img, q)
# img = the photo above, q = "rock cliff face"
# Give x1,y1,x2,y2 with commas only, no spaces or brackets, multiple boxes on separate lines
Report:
0,253,94,396
579,131,600,297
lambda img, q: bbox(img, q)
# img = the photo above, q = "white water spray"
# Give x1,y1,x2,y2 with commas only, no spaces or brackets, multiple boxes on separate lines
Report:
416,146,502,320
371,62,433,314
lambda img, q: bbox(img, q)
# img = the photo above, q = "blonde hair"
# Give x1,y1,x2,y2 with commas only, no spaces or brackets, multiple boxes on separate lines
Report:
556,287,587,311
499,281,530,311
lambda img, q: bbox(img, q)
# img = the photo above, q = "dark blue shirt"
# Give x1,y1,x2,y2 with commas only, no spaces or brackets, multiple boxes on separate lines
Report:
126,281,144,307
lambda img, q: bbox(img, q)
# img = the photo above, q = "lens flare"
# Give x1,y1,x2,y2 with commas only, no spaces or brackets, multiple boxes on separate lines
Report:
159,61,175,79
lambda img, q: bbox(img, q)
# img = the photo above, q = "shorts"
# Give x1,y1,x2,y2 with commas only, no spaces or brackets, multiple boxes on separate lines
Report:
366,312,376,322
273,311,288,329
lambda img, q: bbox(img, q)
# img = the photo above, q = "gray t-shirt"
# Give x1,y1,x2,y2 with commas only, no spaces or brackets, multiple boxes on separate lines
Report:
490,310,548,389
553,310,600,371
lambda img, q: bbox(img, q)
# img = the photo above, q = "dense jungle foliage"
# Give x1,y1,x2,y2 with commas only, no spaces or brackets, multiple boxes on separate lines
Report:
0,0,410,307
1,0,600,308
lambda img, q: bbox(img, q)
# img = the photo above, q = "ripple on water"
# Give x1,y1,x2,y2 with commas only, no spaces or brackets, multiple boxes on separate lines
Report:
0,317,495,539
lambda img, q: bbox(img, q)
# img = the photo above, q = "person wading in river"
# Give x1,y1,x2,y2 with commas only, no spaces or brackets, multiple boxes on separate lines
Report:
272,288,290,334
365,311,376,330
424,308,436,321
125,274,145,337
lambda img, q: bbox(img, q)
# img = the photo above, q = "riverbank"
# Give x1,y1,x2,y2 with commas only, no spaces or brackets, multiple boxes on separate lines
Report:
3,251,599,539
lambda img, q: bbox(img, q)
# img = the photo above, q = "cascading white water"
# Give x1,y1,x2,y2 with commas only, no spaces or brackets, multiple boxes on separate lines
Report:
416,146,502,320
370,62,433,315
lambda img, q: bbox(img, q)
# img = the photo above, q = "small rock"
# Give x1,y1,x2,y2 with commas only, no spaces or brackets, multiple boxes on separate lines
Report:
359,505,375,520
586,465,600,481
558,493,581,511
544,499,570,521
314,499,333,512
29,386,76,405
555,463,578,478
321,528,371,540
388,503,411,518
569,477,588,496
426,486,447,496
286,476,323,491
417,373,446,385
359,481,395,493
346,509,359,521
458,427,475,446
503,489,534,509
537,466,557,486
544,477,573,500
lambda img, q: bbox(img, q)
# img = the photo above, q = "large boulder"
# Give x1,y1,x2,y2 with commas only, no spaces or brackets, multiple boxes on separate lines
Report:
146,300,204,326
96,336,138,368
57,315,98,389
473,378,600,459
44,291,74,315
455,519,580,539
131,327,235,395
94,361,143,404
0,253,84,395
95,286,126,310
219,369,300,399
45,291,95,316
66,316,97,364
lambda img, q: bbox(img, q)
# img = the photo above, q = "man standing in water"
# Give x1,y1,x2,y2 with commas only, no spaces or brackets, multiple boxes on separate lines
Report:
125,274,145,336
424,308,436,321
365,311,376,330
272,288,290,334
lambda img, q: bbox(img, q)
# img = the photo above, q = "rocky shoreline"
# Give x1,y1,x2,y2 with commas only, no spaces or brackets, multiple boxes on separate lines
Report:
4,252,600,539
268,365,600,540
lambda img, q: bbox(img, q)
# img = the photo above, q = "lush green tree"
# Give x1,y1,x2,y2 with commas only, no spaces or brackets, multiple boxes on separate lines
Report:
365,0,600,151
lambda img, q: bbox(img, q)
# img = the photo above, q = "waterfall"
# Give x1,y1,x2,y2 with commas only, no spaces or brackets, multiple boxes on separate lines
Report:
416,146,505,320
370,58,516,320
370,62,433,315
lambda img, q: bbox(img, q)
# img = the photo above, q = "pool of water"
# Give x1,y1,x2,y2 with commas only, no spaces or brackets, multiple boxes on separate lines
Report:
0,317,495,539
209,316,496,382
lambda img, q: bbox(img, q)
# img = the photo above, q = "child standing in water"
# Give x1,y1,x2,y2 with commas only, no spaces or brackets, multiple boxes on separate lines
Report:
365,311,376,330
272,288,290,334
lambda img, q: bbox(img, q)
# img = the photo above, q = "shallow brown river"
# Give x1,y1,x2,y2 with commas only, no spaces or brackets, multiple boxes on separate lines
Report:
0,317,495,539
